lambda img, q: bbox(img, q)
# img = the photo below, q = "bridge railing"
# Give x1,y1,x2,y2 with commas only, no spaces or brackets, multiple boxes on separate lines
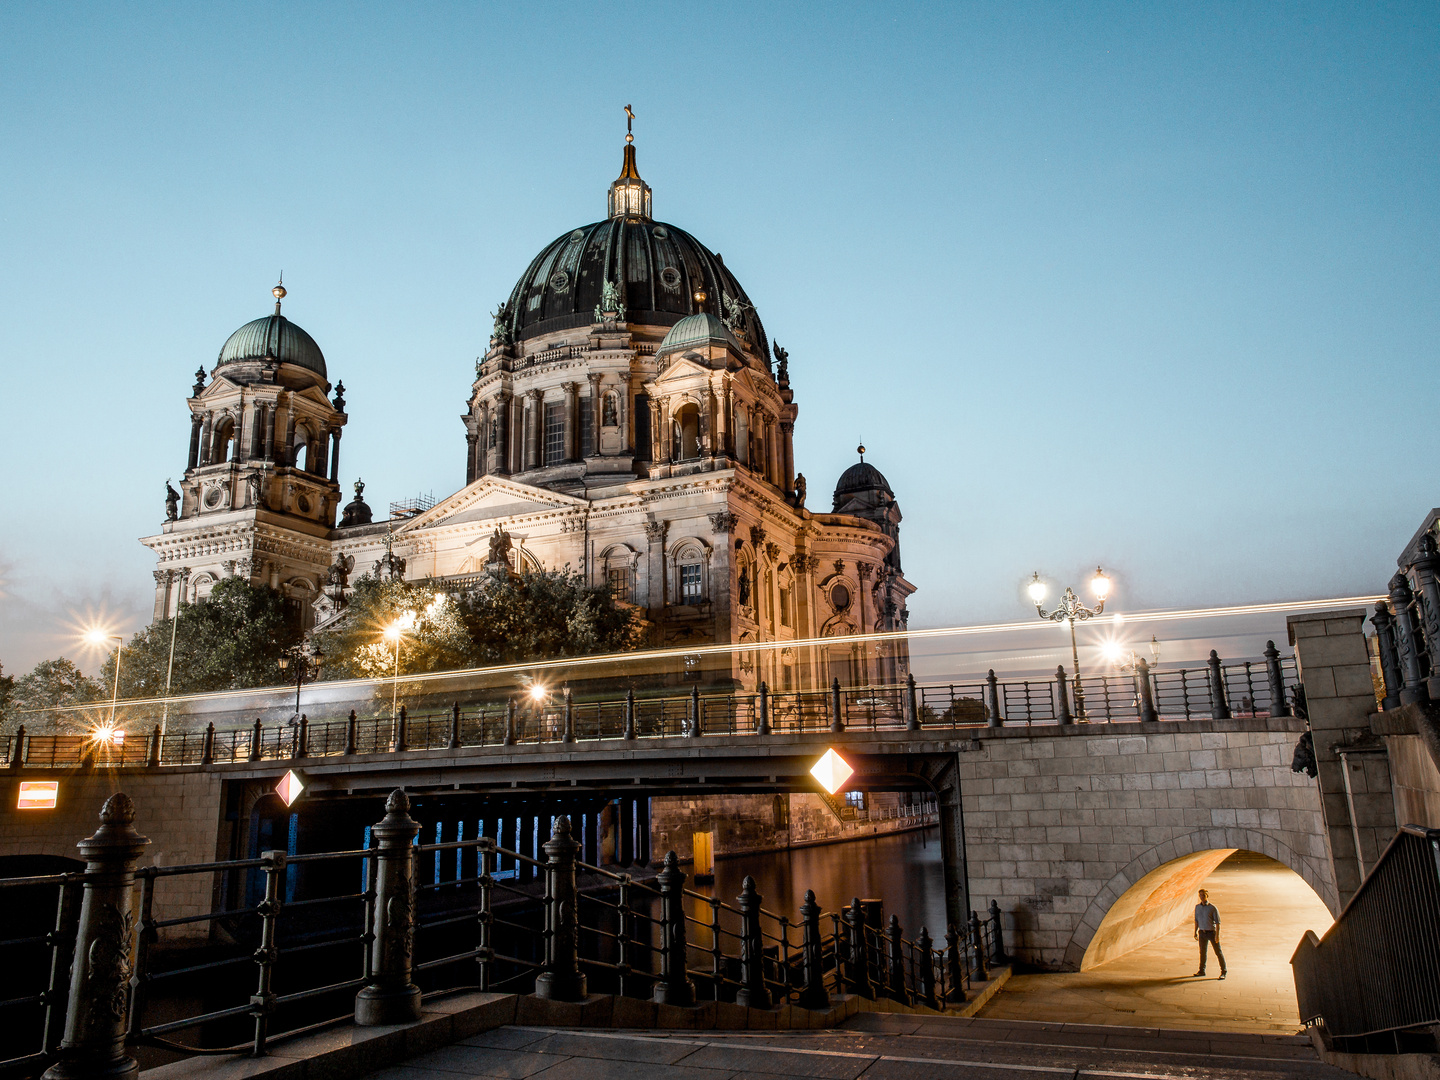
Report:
1291,824,1440,1053
2,793,1000,1077
2,651,1299,769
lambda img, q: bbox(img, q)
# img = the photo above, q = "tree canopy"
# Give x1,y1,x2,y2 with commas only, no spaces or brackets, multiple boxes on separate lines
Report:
99,576,302,697
4,658,102,733
323,568,637,680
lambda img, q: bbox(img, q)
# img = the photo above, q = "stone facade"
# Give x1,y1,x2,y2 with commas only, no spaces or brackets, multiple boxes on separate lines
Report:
958,719,1332,970
138,140,915,692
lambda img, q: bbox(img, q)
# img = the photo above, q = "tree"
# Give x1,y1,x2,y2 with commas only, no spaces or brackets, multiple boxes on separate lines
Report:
99,577,302,696
0,661,15,730
9,658,102,733
323,568,637,680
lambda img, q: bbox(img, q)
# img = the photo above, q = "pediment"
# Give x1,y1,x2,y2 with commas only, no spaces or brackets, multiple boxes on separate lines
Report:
398,476,586,531
651,354,713,386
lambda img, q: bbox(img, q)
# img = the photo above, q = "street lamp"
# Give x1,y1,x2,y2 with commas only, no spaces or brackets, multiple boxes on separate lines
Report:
383,610,417,719
278,642,323,721
83,629,125,729
1028,567,1111,721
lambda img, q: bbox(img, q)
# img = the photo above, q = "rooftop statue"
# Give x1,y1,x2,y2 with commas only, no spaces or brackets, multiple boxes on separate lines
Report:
164,480,180,522
594,278,625,322
487,524,513,567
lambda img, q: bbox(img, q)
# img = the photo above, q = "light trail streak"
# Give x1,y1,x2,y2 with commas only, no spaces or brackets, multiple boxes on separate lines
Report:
17,594,1385,717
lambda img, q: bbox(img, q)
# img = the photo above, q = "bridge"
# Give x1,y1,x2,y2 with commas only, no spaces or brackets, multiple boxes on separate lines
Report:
1,636,1336,973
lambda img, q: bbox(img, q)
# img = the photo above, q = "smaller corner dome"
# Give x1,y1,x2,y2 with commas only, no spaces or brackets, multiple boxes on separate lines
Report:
217,315,326,378
658,313,739,356
834,461,894,504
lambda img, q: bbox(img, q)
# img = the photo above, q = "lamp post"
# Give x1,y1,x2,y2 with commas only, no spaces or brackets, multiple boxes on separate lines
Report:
278,642,323,721
84,630,125,729
383,611,416,719
1028,567,1111,721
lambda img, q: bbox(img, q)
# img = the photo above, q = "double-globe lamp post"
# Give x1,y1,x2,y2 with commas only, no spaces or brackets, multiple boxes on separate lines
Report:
278,643,323,721
1028,567,1111,722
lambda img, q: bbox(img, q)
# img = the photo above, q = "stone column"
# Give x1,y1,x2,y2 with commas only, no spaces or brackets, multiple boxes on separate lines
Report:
151,571,169,624
936,757,971,936
525,390,542,470
587,374,603,456
563,382,579,462
283,407,296,467
495,391,512,476
465,431,478,484
199,413,213,465
645,518,667,620
187,415,203,469
329,429,342,482
263,403,275,461
1288,609,1395,906
781,420,795,495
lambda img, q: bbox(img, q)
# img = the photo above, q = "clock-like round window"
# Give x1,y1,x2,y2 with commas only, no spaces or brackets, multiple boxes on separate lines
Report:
659,266,682,290
203,487,222,509
548,270,570,292
831,583,851,611
297,494,312,513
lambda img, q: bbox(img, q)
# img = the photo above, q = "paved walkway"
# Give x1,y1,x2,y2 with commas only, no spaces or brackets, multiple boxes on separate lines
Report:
364,1013,1349,1080
977,852,1335,1033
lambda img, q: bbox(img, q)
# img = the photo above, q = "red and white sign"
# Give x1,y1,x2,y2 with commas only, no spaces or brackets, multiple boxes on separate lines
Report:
275,770,305,807
17,781,59,809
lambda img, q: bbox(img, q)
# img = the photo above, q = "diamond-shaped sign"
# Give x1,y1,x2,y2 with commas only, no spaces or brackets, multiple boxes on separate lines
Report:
810,748,854,795
276,769,306,807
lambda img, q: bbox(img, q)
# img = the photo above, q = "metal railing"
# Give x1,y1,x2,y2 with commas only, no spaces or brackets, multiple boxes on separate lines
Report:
1292,824,1440,1053
0,792,1001,1078
3,651,1300,771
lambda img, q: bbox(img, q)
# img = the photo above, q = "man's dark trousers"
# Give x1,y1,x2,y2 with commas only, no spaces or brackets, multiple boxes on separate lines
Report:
1198,930,1226,975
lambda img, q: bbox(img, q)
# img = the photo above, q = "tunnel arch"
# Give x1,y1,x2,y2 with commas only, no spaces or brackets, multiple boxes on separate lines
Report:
1062,827,1339,971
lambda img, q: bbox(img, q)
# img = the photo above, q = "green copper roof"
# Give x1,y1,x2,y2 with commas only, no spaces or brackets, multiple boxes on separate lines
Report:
657,313,739,356
217,315,326,377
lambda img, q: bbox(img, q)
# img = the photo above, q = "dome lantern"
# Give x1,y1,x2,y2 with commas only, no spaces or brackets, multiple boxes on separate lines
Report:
607,104,652,221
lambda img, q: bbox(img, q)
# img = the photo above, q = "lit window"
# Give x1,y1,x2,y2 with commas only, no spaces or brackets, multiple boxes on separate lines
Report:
680,563,702,603
607,567,631,603
544,403,565,465
845,791,866,810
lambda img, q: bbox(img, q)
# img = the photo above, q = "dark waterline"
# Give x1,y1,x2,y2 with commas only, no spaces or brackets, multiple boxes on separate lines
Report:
686,826,948,937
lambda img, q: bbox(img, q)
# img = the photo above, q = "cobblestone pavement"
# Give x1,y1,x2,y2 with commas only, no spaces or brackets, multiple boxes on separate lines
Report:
977,852,1334,1034
364,1013,1351,1080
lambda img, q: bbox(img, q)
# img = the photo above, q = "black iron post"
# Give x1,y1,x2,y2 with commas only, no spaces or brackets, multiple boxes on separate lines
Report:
944,923,963,1002
503,699,516,746
1263,640,1294,717
42,878,82,1057
344,710,358,755
969,910,988,980
1413,535,1440,699
688,685,701,738
1390,573,1430,705
248,718,263,761
916,926,937,1009
561,688,575,744
623,688,636,740
146,725,160,768
735,876,772,1008
757,682,770,736
296,715,309,758
798,890,829,1010
476,838,495,991
201,722,215,765
905,672,920,731
886,915,906,1003
985,670,1001,727
1370,609,1403,711
391,705,409,753
844,897,872,998
830,678,844,733
1206,651,1231,720
355,789,422,1025
987,899,1006,964
1135,658,1159,722
653,851,696,1006
248,850,284,1053
534,816,587,1001
8,724,24,767
448,702,461,750
42,793,150,1080
1055,666,1073,725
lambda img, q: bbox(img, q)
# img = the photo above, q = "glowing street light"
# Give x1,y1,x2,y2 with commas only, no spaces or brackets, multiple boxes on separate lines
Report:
810,748,854,795
1028,567,1112,721
383,610,417,718
83,628,125,728
528,683,548,703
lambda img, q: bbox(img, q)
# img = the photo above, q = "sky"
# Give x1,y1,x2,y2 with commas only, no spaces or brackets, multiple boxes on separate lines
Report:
0,2,1435,677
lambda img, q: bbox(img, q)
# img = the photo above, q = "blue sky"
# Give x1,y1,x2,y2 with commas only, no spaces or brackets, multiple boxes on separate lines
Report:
0,2,1435,675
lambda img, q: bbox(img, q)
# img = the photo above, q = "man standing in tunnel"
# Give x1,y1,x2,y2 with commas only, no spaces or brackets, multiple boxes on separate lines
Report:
1193,888,1227,979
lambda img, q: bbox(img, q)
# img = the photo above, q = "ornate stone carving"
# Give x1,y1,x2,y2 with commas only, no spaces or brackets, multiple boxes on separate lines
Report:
594,278,626,322
792,473,806,508
490,301,513,347
833,559,845,575
709,511,739,534
858,562,874,580
773,342,789,382
749,525,767,548
764,542,781,563
487,525,513,567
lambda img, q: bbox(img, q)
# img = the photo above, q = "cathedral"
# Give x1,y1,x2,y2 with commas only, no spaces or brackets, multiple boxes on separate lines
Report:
141,126,916,693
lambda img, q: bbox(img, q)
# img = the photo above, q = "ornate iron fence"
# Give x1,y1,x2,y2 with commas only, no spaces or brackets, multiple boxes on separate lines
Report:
0,793,1001,1077
3,651,1299,770
1291,825,1440,1052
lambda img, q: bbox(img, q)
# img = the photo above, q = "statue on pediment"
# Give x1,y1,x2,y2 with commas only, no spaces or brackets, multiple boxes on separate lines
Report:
164,479,180,522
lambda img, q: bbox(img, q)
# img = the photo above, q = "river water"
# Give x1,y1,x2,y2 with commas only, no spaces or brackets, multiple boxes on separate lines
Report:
683,826,948,939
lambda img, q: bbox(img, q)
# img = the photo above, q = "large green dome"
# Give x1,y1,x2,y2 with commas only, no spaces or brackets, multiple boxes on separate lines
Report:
217,314,326,378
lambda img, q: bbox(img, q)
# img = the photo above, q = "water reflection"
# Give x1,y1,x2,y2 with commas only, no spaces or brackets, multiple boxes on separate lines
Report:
688,827,946,937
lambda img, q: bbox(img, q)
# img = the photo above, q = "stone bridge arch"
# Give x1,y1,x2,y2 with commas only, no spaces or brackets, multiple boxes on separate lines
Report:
1062,826,1339,970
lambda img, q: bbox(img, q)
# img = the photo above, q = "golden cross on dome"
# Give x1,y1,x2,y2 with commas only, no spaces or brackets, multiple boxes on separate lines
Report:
624,103,635,143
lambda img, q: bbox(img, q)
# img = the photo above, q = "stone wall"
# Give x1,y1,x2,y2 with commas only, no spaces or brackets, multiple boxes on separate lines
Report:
959,719,1332,970
0,770,225,937
1383,734,1440,829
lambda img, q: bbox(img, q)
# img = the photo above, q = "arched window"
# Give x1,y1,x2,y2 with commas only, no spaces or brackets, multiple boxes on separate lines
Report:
212,418,235,464
672,541,708,606
671,403,701,462
293,426,313,471
602,546,637,604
